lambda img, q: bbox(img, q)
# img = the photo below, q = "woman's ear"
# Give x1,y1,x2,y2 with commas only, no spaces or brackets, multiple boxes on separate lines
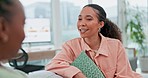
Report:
0,17,9,43
99,21,104,28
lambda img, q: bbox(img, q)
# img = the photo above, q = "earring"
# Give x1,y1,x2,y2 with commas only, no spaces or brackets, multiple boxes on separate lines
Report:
98,28,101,32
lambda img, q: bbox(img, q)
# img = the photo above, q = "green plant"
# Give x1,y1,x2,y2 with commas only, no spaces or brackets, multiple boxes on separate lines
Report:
125,6,146,57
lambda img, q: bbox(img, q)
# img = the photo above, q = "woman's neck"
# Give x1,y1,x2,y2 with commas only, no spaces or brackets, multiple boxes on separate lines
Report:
84,34,101,50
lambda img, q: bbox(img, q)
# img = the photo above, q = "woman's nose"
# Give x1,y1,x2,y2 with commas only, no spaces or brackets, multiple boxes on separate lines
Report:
79,20,86,26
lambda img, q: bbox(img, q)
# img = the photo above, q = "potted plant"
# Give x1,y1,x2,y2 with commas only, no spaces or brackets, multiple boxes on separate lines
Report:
125,4,147,72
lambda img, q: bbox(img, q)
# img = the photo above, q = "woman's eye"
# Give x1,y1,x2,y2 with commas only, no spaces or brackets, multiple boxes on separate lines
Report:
78,18,82,20
86,18,92,20
86,17,93,20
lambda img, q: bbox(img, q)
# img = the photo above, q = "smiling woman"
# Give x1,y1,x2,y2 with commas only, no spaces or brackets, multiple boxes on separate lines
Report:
45,4,142,78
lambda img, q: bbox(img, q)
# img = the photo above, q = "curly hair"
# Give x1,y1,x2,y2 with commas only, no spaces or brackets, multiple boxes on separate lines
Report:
0,0,14,22
84,4,122,42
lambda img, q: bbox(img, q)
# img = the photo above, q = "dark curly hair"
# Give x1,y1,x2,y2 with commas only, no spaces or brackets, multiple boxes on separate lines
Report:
0,0,14,22
84,4,122,42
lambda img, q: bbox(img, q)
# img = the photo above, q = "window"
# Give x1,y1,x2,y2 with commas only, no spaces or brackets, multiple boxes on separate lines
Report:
20,0,52,48
126,0,148,48
18,0,53,66
60,0,89,42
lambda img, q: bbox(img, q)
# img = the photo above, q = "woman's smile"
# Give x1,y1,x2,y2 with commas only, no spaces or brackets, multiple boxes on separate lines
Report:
79,27,89,34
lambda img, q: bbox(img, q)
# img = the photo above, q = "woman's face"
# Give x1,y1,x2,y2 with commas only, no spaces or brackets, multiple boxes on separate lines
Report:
77,6,102,38
0,0,25,60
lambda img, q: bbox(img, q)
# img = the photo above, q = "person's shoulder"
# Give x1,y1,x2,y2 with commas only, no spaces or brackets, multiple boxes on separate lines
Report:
0,65,28,78
64,37,82,45
61,37,82,49
100,34,122,45
106,37,122,45
14,69,28,78
106,37,120,42
105,37,124,52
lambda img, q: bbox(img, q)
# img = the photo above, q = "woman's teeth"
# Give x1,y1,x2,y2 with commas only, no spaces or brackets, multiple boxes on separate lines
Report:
80,29,88,33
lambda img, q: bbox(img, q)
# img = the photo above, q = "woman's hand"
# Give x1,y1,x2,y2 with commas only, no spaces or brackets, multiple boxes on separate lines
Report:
73,72,86,78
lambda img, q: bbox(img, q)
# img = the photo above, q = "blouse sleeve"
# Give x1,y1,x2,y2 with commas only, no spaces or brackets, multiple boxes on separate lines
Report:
45,42,81,78
115,41,142,78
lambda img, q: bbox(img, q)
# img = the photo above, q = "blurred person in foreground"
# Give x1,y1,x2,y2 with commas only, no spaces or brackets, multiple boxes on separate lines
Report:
0,0,28,78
